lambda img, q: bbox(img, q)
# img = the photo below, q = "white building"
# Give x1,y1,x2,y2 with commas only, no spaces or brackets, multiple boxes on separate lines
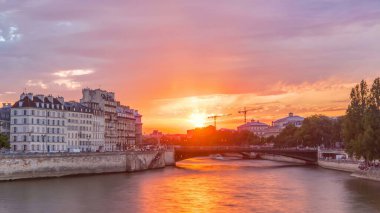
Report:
81,88,143,150
80,88,118,151
65,102,101,152
10,93,67,153
273,113,304,129
237,120,270,137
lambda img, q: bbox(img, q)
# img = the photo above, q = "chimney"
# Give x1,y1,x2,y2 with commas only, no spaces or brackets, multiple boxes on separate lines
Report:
20,93,26,100
27,93,33,100
289,112,294,117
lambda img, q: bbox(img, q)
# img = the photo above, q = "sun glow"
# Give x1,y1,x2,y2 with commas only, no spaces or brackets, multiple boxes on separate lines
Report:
188,113,207,128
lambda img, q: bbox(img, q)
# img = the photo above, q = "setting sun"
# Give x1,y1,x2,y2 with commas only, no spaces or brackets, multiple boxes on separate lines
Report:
188,113,207,128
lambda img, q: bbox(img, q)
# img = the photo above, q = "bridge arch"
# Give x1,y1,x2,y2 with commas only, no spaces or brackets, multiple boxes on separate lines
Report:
174,146,318,164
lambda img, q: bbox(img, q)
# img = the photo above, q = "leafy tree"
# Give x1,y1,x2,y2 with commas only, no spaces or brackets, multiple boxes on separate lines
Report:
343,78,380,161
0,133,10,149
274,124,299,147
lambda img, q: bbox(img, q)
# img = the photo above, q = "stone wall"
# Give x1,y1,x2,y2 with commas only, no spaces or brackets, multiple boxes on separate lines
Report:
0,151,175,181
352,168,380,181
318,159,359,173
259,154,307,164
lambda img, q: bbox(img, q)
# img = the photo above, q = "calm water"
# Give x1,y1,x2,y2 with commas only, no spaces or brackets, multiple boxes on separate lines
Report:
0,158,380,213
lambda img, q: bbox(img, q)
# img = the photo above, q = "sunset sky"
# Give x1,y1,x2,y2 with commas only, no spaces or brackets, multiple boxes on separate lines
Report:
1,0,380,133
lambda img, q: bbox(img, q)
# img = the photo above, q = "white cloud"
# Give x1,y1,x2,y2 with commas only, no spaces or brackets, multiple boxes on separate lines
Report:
53,69,94,78
26,80,48,89
53,79,81,89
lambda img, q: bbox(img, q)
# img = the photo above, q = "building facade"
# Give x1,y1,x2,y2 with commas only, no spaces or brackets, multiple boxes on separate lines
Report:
80,88,142,151
116,103,136,150
134,111,143,145
65,102,98,152
237,120,270,137
273,113,304,129
0,103,11,136
10,93,67,153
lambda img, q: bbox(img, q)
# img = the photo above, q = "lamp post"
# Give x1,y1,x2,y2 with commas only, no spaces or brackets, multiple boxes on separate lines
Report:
86,134,91,152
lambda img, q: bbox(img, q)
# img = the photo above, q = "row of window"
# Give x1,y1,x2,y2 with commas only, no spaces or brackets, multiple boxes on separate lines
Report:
13,144,66,152
13,135,65,143
68,119,92,125
13,109,64,117
12,126,64,134
67,126,91,131
67,113,92,119
12,118,65,126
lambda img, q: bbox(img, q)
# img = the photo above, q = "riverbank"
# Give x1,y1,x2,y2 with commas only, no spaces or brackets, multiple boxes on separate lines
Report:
0,150,175,181
352,168,380,182
318,159,359,173
259,153,307,164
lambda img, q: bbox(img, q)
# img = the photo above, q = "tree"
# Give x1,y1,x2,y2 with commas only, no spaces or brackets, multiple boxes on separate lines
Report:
296,115,340,148
0,133,10,149
343,78,380,161
274,124,299,147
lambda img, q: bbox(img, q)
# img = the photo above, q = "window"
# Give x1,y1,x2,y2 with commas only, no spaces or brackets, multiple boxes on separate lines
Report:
13,119,17,124
13,110,17,116
23,118,27,124
13,136,17,142
24,110,27,115
23,135,27,142
13,127,17,133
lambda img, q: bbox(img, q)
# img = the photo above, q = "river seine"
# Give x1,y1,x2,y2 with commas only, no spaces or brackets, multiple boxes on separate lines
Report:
0,158,379,213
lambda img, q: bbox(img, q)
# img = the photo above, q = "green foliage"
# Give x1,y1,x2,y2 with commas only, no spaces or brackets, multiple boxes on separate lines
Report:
274,124,299,147
0,133,10,149
274,115,343,148
343,78,380,161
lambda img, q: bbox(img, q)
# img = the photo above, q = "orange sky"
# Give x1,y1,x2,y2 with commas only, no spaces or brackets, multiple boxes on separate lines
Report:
1,1,380,133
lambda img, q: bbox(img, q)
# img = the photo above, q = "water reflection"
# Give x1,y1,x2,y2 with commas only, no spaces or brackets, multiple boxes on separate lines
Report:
0,158,379,213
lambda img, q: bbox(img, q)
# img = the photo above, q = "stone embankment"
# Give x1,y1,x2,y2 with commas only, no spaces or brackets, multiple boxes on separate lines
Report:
352,168,380,182
259,153,307,164
318,159,360,173
0,150,175,181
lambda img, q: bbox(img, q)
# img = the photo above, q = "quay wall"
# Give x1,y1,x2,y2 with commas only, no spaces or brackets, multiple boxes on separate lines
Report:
318,159,359,173
259,154,307,164
0,151,175,181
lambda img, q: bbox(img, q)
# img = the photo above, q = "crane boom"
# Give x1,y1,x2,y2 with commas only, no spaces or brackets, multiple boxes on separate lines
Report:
238,107,262,124
207,114,231,129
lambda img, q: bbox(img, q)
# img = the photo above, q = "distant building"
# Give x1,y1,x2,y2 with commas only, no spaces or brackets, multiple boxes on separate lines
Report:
187,125,216,139
134,111,143,145
80,88,142,151
0,103,11,136
273,113,304,129
237,120,269,136
116,103,136,149
10,93,67,153
262,126,282,138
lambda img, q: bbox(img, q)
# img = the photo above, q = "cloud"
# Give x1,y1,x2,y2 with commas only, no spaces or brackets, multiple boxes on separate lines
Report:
53,69,94,78
53,79,81,89
26,80,48,89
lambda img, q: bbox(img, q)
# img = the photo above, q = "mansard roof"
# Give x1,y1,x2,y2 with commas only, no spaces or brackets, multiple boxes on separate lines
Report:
12,96,65,110
64,102,93,113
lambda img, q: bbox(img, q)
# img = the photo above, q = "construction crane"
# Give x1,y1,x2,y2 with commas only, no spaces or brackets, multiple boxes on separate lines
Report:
238,107,262,124
207,114,231,129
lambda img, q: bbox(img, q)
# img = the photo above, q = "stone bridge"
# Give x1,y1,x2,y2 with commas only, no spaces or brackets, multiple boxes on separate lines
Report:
174,146,318,163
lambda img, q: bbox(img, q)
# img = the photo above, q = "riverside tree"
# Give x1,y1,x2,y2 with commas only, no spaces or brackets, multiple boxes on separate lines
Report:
0,133,9,149
343,78,380,161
